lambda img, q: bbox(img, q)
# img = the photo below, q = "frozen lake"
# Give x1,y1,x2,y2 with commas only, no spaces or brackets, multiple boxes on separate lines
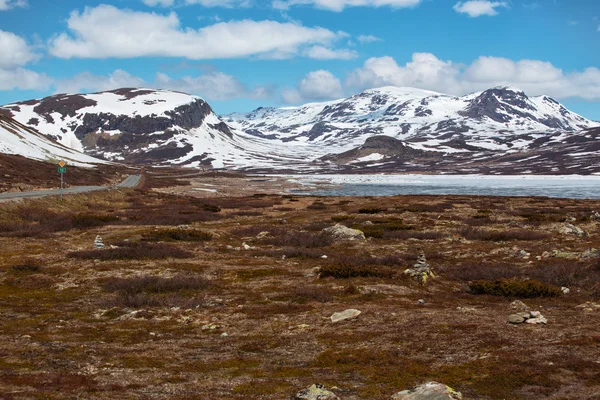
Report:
284,174,600,199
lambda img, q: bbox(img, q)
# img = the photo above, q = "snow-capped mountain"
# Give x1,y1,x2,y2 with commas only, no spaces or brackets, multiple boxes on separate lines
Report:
225,86,598,156
1,86,599,174
0,111,104,166
1,88,303,169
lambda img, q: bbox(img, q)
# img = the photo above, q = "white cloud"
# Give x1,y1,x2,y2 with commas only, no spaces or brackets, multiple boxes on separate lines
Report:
0,30,48,91
142,0,174,6
357,35,381,44
143,0,251,6
303,46,357,60
54,70,146,94
453,1,507,17
49,5,346,60
54,69,271,102
0,0,27,11
0,67,51,91
345,53,600,101
282,69,344,103
155,71,273,100
272,0,422,12
0,30,38,68
347,53,462,94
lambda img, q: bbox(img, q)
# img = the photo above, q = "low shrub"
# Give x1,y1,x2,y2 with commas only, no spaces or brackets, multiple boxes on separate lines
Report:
307,201,327,210
11,259,41,273
442,263,521,281
103,274,209,307
459,227,550,241
201,204,221,213
320,263,396,279
287,285,336,303
468,279,562,298
359,208,385,214
263,230,334,248
331,215,352,222
384,231,446,240
142,228,212,242
71,213,119,229
69,242,193,260
104,274,210,294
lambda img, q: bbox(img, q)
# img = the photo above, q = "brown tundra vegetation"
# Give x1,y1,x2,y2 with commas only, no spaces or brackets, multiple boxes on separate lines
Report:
0,173,599,399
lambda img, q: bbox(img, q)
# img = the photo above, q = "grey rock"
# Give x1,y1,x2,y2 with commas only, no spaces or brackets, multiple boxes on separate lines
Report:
330,309,361,323
559,223,588,237
391,381,463,400
294,383,340,400
508,314,526,324
321,224,366,241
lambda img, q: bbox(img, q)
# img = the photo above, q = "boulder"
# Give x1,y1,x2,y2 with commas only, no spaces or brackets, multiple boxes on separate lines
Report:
391,382,463,400
321,224,366,241
558,223,588,237
330,309,361,323
294,383,340,400
508,314,526,324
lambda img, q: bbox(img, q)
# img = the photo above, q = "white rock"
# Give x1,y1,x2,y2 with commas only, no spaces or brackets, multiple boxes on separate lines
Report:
330,309,361,323
321,224,366,241
391,381,463,400
561,287,570,294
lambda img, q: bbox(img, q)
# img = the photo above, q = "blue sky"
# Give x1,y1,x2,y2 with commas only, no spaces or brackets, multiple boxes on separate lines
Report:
0,0,598,119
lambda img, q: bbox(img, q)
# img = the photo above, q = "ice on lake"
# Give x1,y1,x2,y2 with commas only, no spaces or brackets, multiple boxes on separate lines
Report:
283,174,600,199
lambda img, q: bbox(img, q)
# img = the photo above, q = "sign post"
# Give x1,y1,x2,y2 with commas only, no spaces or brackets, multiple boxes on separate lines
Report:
58,161,66,201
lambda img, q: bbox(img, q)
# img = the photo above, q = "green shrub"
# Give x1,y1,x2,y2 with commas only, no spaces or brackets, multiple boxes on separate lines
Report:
468,279,562,298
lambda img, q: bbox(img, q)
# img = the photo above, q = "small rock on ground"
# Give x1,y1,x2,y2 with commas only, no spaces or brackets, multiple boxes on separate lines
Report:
321,224,366,241
294,383,340,400
391,381,463,400
330,309,361,323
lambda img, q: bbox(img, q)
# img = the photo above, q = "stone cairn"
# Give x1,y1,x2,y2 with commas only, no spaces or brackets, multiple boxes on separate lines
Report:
94,235,105,249
404,251,435,284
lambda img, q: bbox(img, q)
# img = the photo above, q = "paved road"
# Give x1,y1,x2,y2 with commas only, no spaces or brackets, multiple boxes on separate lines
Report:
0,174,142,201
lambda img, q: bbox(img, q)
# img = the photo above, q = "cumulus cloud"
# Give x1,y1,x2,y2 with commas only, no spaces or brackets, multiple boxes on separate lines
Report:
345,53,600,101
54,69,272,102
0,68,51,91
282,70,344,104
143,0,251,6
0,0,27,11
357,35,381,44
0,30,49,91
272,0,422,12
49,5,347,60
453,1,507,17
142,0,174,6
303,46,357,60
0,30,38,68
54,70,146,94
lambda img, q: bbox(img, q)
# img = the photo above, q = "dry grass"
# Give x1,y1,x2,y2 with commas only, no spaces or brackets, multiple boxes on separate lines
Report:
1,184,599,399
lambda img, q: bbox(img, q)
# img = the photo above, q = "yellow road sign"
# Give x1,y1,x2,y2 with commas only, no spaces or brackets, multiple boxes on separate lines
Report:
59,161,66,167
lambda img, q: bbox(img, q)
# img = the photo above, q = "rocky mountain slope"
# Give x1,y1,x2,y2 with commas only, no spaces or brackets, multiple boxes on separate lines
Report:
2,86,599,174
1,88,303,169
225,86,598,156
0,111,104,166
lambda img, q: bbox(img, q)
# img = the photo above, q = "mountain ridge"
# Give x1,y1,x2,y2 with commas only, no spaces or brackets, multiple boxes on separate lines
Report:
1,85,599,174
